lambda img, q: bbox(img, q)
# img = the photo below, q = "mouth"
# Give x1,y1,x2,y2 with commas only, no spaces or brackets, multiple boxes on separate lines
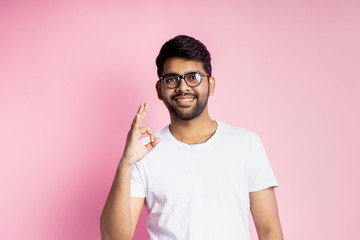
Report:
175,98,195,102
172,94,197,106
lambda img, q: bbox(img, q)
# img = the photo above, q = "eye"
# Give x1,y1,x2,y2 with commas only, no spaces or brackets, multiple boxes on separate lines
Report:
163,75,179,87
186,72,201,82
164,76,176,82
188,73,197,79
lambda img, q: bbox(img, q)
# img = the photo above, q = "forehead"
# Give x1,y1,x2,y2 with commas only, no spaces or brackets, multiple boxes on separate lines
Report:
162,57,205,75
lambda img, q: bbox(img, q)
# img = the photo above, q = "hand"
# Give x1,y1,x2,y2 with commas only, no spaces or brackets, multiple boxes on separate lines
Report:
121,102,160,166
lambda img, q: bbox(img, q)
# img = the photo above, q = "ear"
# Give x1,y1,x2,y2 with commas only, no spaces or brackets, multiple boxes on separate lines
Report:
208,76,215,96
155,80,163,100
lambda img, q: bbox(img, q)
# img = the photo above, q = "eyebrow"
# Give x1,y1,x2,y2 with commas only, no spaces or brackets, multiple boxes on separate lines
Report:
163,71,199,76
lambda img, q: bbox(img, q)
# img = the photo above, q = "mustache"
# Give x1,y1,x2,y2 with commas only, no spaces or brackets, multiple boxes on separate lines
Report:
171,93,198,99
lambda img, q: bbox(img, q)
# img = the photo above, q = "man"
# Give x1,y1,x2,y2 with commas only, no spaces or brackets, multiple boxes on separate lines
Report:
100,35,283,240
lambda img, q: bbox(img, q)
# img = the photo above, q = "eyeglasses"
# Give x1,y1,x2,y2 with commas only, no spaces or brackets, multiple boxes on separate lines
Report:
160,72,210,89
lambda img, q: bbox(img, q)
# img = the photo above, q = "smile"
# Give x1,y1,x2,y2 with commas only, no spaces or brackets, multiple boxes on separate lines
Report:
176,98,194,102
173,96,196,106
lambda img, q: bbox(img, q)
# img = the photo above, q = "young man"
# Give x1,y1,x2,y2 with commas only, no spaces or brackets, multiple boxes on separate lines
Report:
100,35,284,240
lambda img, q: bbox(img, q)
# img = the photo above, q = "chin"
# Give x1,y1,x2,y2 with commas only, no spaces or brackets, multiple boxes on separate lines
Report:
172,108,204,121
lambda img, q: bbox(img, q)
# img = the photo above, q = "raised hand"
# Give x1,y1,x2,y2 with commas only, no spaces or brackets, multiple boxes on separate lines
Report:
121,102,160,166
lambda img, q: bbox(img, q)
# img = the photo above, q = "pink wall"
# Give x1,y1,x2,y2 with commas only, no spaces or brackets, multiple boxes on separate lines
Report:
1,0,359,239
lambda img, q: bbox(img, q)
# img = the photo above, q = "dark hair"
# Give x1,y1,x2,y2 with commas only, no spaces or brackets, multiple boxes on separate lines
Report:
156,35,212,78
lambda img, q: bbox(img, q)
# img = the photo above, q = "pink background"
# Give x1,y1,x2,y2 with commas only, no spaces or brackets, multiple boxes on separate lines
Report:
1,0,359,239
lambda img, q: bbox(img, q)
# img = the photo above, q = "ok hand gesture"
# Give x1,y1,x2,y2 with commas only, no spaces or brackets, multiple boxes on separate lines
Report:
121,103,160,166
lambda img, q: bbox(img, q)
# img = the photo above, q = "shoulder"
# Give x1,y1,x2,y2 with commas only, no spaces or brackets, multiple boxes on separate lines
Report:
217,121,259,141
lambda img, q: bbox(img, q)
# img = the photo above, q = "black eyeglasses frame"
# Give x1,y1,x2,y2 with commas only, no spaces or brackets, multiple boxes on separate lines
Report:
159,72,210,89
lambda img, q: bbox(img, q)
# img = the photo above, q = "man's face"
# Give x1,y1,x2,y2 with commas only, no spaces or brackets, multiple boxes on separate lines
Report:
156,57,215,121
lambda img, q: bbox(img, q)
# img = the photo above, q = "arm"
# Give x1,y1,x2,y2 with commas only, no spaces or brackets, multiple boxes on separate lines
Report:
100,103,160,240
250,187,284,240
100,164,144,240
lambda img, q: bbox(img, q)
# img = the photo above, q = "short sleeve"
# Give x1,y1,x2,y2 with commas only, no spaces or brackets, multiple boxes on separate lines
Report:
130,161,146,198
248,134,279,192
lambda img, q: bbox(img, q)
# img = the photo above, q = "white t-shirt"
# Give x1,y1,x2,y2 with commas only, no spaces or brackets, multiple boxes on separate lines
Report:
130,122,279,240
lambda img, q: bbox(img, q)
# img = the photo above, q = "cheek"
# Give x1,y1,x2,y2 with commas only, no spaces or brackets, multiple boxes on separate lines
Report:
160,87,172,99
200,82,210,95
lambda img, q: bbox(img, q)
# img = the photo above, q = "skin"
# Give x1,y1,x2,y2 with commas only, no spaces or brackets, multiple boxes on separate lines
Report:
100,57,284,240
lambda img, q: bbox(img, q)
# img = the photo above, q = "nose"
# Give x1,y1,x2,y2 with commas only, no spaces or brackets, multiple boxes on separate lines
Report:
176,77,190,92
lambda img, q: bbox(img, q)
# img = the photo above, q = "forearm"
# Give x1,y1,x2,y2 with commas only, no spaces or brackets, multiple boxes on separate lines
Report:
100,160,134,240
258,229,284,240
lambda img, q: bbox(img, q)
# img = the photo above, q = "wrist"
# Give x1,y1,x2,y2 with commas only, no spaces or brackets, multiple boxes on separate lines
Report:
118,157,136,169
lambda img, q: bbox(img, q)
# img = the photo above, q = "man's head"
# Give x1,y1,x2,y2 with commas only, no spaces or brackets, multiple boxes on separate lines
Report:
155,35,215,121
156,35,212,79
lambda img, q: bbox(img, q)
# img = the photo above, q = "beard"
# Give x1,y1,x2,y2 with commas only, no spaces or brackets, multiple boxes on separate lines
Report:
163,89,210,121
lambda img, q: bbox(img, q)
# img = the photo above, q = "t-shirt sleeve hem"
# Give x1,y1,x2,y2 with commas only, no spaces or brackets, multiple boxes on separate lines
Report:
249,183,279,193
130,194,146,198
130,190,146,198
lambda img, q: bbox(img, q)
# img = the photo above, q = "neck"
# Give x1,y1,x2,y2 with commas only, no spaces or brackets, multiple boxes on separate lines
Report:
169,107,217,145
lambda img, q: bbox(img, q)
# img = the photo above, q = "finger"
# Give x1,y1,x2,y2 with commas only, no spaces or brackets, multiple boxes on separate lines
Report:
137,103,144,114
145,137,160,152
139,126,155,142
138,102,148,127
131,104,144,129
131,113,140,132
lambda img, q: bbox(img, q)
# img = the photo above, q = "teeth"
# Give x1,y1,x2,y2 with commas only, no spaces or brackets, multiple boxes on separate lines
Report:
177,98,193,102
